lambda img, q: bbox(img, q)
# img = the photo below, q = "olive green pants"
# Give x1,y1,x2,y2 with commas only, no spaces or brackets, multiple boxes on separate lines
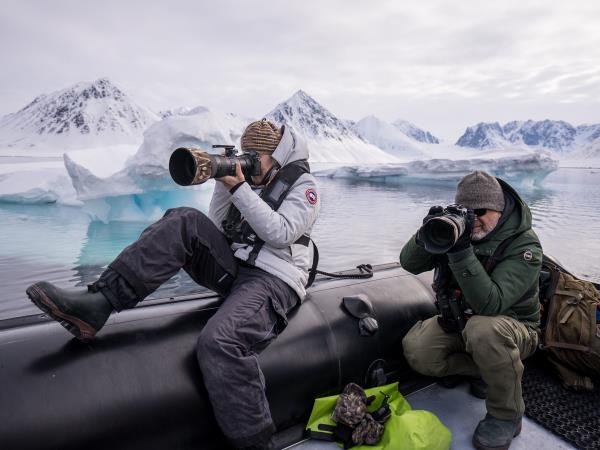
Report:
402,315,539,420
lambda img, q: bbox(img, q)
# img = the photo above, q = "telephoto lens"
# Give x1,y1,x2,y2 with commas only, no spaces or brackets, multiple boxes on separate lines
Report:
419,205,468,254
169,147,261,186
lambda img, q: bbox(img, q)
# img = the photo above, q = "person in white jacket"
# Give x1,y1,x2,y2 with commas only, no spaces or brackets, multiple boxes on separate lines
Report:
26,119,321,450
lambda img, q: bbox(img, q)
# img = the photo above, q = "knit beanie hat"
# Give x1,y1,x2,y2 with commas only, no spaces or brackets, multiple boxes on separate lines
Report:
240,118,282,154
455,171,505,212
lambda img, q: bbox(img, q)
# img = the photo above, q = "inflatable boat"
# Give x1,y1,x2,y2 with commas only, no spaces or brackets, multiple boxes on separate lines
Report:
0,263,438,450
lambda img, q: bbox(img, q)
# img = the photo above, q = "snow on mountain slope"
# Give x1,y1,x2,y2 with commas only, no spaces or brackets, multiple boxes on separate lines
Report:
504,120,576,150
561,140,600,167
353,115,425,161
392,119,440,143
266,91,397,163
0,78,159,153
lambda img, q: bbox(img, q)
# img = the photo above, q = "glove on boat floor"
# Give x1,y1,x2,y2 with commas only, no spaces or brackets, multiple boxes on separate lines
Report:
522,355,600,450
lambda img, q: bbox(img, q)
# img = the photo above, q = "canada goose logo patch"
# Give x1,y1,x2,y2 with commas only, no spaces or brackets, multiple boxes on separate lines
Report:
523,250,533,262
305,189,318,205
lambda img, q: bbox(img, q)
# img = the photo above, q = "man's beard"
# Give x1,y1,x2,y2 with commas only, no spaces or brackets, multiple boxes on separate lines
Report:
471,215,501,241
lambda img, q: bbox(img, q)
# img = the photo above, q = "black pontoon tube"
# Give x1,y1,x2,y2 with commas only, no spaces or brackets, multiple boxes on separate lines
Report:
0,264,436,450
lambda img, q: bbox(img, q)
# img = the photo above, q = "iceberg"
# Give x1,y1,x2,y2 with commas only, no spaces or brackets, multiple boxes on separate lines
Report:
59,111,240,220
314,150,558,187
65,111,246,200
0,157,79,204
78,188,213,223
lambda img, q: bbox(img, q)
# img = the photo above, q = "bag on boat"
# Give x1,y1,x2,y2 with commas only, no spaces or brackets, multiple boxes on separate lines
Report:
305,382,451,450
540,256,600,390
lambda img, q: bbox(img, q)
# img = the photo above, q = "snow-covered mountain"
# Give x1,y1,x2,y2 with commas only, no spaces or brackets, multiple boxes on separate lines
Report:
456,120,600,152
392,119,440,144
352,115,425,161
0,78,159,152
456,122,511,149
266,90,397,163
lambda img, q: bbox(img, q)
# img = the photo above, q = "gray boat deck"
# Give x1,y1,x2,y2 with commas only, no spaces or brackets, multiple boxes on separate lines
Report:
288,382,573,450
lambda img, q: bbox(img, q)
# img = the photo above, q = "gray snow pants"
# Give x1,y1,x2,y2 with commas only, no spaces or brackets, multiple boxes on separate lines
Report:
95,207,299,449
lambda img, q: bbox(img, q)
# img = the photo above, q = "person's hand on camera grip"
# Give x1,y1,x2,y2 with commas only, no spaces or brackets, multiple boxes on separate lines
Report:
448,209,475,253
415,205,444,247
422,205,444,224
217,161,245,190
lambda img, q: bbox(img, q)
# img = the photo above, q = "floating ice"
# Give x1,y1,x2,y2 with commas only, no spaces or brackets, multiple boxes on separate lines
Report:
314,150,558,186
0,163,80,204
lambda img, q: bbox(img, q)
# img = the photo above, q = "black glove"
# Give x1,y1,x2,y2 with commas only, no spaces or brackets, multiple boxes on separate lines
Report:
448,209,475,253
416,206,444,247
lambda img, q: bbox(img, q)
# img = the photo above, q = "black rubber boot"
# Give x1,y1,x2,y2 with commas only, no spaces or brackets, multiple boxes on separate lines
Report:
472,414,522,450
469,377,488,399
26,281,113,342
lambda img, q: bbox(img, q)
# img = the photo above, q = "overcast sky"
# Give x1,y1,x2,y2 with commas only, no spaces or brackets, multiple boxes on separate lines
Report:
1,0,599,140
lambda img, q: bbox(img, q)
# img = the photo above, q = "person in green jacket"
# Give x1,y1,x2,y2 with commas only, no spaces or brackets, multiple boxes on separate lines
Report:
400,171,542,450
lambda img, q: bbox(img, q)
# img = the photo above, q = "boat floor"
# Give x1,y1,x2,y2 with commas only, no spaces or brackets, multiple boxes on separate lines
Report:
287,382,574,450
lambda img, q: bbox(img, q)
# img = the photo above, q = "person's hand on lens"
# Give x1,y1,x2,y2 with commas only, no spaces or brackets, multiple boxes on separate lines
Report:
217,161,246,189
416,206,444,247
448,209,475,253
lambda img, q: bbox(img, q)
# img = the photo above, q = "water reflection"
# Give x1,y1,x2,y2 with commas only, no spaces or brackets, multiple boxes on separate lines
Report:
1,168,599,320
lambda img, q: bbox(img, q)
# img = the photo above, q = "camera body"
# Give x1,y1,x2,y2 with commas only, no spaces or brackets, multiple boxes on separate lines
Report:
169,145,261,186
419,204,470,254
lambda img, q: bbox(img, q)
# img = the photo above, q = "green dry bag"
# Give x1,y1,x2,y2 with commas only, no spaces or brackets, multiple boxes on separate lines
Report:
306,382,451,450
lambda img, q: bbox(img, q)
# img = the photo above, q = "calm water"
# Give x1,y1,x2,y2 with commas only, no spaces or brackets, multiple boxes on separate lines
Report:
1,167,599,321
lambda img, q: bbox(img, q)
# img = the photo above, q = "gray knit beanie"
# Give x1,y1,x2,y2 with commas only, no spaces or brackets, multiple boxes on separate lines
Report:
455,171,505,212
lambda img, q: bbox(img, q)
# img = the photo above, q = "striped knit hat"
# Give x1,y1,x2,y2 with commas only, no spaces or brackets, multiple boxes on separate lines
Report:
240,119,282,154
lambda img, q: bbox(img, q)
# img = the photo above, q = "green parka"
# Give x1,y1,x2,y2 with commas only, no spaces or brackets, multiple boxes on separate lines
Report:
400,179,542,326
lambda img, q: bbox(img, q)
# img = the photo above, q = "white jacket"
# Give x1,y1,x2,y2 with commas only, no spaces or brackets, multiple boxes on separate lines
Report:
208,126,320,300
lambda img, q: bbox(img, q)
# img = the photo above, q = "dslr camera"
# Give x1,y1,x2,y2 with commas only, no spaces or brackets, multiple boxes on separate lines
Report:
169,145,261,186
419,204,470,254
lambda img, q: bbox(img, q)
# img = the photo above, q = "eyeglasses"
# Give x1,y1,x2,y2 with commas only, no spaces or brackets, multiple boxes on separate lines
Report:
474,208,487,217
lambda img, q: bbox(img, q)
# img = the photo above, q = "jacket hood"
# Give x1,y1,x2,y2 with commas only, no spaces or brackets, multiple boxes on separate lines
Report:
478,178,532,245
271,125,310,167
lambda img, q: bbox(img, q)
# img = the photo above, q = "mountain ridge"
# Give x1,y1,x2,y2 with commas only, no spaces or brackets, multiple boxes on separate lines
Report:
0,78,159,150
265,90,397,163
456,119,600,151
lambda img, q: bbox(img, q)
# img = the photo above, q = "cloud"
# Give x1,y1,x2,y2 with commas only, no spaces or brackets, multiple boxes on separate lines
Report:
1,0,600,140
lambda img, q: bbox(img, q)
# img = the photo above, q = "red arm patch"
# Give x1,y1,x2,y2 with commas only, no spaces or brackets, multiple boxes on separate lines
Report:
305,188,318,205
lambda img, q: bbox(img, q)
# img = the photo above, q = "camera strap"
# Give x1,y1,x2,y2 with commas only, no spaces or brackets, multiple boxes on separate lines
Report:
482,230,525,273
